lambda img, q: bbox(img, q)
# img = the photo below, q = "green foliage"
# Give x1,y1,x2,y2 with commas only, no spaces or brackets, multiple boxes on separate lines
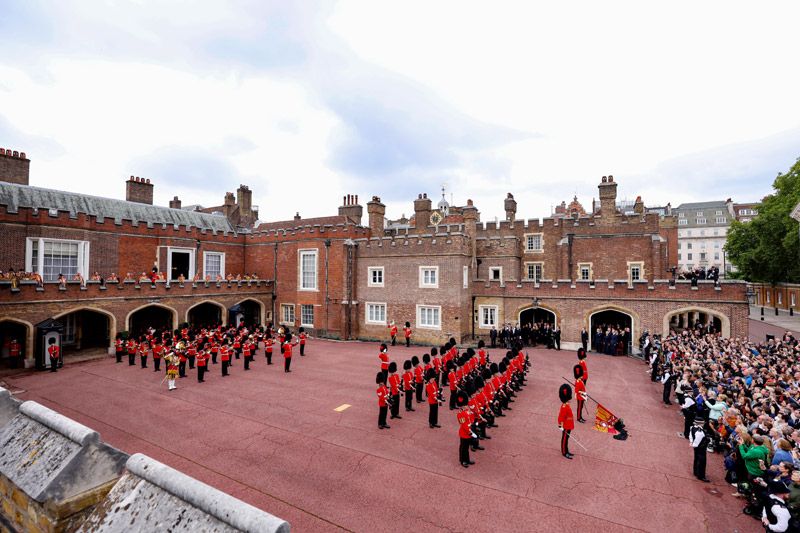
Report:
725,157,800,283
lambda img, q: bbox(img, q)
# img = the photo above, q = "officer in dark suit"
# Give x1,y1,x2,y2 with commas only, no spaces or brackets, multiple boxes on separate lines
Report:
580,328,589,351
489,327,497,348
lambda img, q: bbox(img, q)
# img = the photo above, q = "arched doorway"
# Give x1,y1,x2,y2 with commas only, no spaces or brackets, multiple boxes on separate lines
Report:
127,304,176,339
53,308,113,355
231,299,262,327
0,319,29,368
186,301,225,328
519,306,557,347
589,309,633,355
665,307,728,337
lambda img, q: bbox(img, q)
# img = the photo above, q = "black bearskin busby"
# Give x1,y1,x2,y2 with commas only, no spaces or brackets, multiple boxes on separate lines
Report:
299,327,305,333
490,362,499,375
412,355,420,366
498,361,507,374
380,343,388,352
423,353,430,364
456,390,469,407
403,360,412,371
405,321,410,328
477,339,485,349
465,347,475,357
284,332,292,343
376,372,384,385
446,360,456,371
573,364,584,380
430,347,438,356
388,361,398,373
559,383,573,403
577,347,587,360
425,369,436,381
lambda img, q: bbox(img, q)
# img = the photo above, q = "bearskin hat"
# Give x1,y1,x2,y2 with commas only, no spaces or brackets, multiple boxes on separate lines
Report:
425,368,436,381
412,355,420,366
498,361,507,373
559,383,573,403
474,376,485,389
573,363,584,380
456,390,469,407
449,337,457,346
430,347,438,357
284,332,292,343
464,347,474,357
463,379,475,396
446,360,456,371
389,362,398,373
299,327,305,333
423,353,431,364
376,372,384,385
490,362,499,375
380,343,388,352
477,339,485,348
405,321,410,327
577,347,587,360
403,360,412,371
482,368,492,380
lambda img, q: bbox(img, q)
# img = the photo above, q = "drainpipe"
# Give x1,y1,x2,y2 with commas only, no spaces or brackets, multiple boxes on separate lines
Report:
471,295,476,341
272,242,278,325
324,239,331,335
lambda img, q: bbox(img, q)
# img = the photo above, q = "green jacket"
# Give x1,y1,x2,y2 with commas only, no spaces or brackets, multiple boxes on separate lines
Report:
739,444,769,477
788,483,800,514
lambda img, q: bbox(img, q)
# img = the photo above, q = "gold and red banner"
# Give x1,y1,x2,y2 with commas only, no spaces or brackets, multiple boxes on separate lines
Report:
593,403,619,435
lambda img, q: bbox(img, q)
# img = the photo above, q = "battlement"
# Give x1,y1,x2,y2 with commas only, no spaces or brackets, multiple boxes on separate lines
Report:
247,222,369,242
473,278,747,302
0,278,274,302
355,232,471,257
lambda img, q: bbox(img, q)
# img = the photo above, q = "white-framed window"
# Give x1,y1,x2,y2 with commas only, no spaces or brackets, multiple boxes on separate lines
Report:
463,266,469,289
164,246,196,281
489,267,502,281
203,251,225,280
678,212,685,218
525,262,543,281
766,292,771,304
628,261,644,282
778,293,783,305
678,219,688,226
280,304,295,325
300,304,314,327
419,266,438,288
26,238,90,282
479,305,498,328
687,253,693,261
714,242,720,248
417,305,441,329
677,253,682,261
715,216,727,224
524,233,543,252
714,252,720,260
366,302,387,324
578,262,592,281
791,293,796,307
368,266,384,287
298,249,318,290
700,252,706,261
687,243,692,250
696,211,704,217
696,218,707,224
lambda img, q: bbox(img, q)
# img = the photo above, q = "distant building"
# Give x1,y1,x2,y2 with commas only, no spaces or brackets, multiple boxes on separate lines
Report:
673,200,731,275
730,201,760,222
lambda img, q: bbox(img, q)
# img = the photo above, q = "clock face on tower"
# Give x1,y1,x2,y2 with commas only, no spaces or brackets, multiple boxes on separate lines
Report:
429,210,443,225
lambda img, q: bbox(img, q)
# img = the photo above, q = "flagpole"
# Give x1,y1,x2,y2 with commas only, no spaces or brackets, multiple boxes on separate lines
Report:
561,428,588,451
560,376,599,404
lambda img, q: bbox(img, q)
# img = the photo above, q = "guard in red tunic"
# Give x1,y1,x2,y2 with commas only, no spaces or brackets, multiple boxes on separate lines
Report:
243,339,252,370
412,356,424,403
376,372,390,429
447,361,458,410
298,327,307,356
127,338,137,366
388,362,402,420
378,343,389,385
9,339,21,368
403,321,412,348
220,344,230,376
388,321,398,346
196,349,209,383
557,383,575,459
574,364,587,423
577,348,589,384
283,332,298,373
402,360,415,412
265,336,274,365
139,339,149,369
47,339,60,372
426,370,441,428
477,340,487,369
152,342,163,372
114,337,124,363
456,391,474,467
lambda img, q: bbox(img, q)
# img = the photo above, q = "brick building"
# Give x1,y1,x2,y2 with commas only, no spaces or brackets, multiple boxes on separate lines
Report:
0,148,749,366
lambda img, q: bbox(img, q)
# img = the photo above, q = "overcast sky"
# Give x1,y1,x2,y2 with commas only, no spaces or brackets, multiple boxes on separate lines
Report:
1,1,798,222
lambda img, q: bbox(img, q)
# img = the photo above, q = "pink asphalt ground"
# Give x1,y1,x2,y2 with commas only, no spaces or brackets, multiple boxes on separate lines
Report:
4,338,761,533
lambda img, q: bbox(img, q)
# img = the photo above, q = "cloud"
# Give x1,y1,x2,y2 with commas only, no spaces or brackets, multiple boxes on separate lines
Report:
0,115,65,160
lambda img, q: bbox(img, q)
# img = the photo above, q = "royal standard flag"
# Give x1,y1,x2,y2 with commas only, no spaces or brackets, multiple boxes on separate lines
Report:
593,402,619,435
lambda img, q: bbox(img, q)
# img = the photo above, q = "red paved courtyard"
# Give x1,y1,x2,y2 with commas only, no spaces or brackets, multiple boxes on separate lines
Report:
3,339,759,533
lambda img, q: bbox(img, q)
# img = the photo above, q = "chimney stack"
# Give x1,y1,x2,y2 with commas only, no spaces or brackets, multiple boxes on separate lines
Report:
413,193,432,234
125,176,154,205
598,175,618,222
169,196,182,209
504,192,517,222
338,193,364,225
633,195,644,215
0,148,31,186
367,196,386,236
294,212,301,221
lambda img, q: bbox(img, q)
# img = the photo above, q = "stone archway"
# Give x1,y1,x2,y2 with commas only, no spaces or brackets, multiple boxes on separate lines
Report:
232,298,264,326
585,304,639,355
664,306,730,338
186,300,227,328
126,303,178,338
0,317,34,366
52,306,117,355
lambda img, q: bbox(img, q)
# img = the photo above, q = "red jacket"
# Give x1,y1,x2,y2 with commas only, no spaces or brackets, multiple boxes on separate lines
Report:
377,385,389,407
402,371,413,391
388,373,401,395
426,379,439,405
457,409,472,439
558,403,575,430
379,352,389,370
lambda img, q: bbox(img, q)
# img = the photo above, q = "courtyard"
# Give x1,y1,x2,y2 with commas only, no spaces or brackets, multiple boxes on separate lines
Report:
2,339,757,532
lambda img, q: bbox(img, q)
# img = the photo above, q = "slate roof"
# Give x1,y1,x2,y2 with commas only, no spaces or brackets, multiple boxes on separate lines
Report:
674,200,728,210
0,182,235,233
255,215,355,232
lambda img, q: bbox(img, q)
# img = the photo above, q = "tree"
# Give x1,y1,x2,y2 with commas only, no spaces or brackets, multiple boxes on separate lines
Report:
725,157,800,283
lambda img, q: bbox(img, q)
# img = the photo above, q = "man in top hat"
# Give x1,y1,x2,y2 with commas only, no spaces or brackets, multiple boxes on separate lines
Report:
577,348,589,383
574,364,587,423
402,360,415,412
426,369,442,428
388,362,402,420
403,321,412,348
456,390,474,467
376,372,390,429
558,383,575,459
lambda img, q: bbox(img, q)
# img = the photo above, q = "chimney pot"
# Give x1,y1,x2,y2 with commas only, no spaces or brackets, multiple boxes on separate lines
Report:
145,178,150,184
355,195,358,204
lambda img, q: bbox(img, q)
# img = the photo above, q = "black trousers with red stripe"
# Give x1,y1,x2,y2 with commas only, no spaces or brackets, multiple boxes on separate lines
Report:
577,399,585,421
561,429,571,456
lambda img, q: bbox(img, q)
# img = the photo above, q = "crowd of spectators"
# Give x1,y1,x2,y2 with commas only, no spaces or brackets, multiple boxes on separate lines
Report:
0,268,261,289
674,265,721,282
649,326,800,531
